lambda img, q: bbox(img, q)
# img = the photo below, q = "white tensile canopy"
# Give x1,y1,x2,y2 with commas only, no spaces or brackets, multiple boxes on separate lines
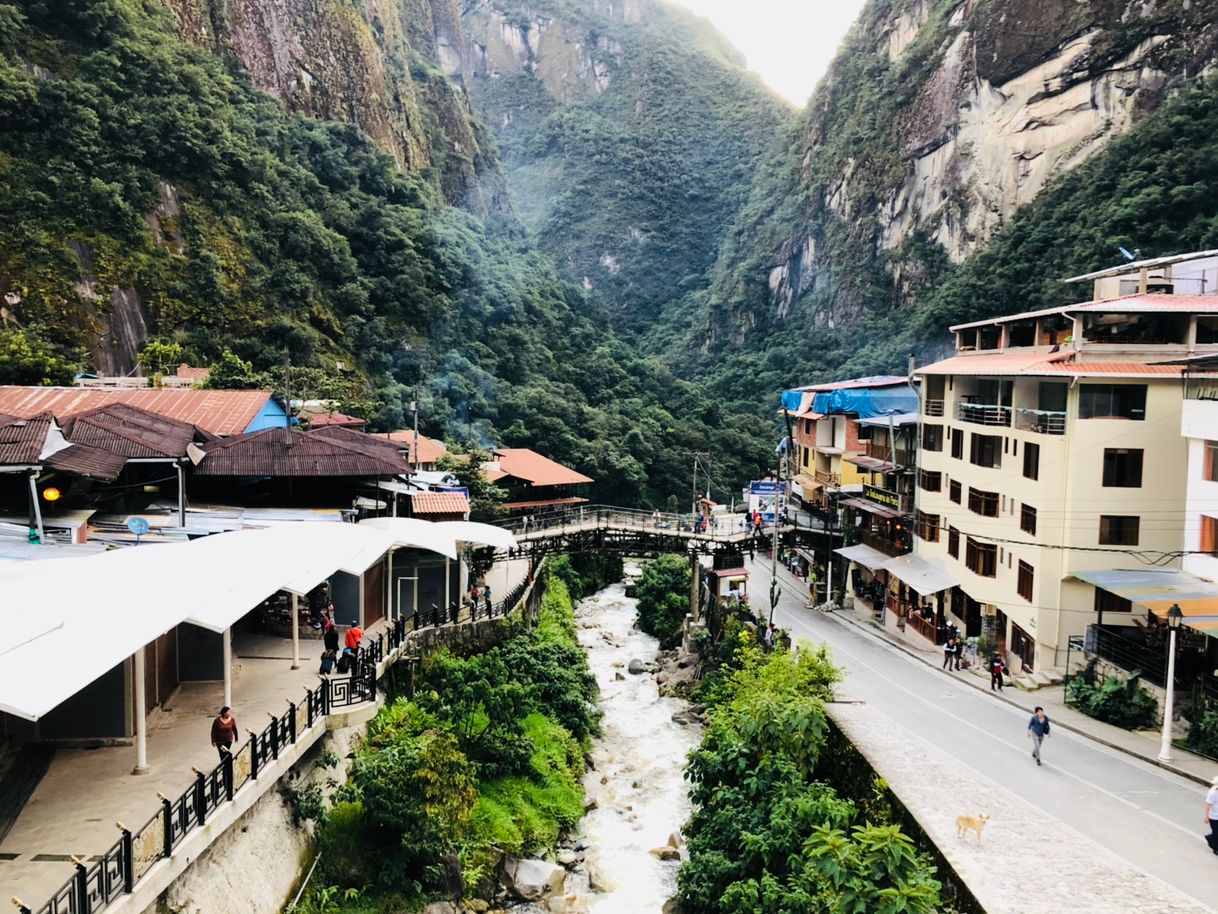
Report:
433,520,516,550
0,520,462,722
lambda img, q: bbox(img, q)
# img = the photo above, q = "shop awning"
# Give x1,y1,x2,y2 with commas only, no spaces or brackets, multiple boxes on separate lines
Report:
711,567,749,578
880,553,958,597
793,474,821,491
834,544,892,571
844,454,895,472
839,497,904,520
1067,568,1218,631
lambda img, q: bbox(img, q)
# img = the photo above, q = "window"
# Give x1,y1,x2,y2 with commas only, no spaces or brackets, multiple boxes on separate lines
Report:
949,479,961,504
969,433,1002,468
1020,504,1037,535
915,510,940,542
1094,588,1132,616
1202,515,1218,554
947,526,959,558
1205,441,1218,482
1017,561,1034,602
1102,448,1143,487
1078,384,1147,420
950,428,964,460
1099,515,1140,546
922,423,943,452
967,487,1000,517
965,538,997,577
918,469,942,492
1023,442,1039,480
801,446,810,468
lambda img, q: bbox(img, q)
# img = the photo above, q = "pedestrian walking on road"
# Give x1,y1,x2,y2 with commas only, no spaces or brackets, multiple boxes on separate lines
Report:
210,706,238,763
990,655,1005,691
1028,706,1051,766
943,637,957,670
1205,775,1218,855
953,637,964,671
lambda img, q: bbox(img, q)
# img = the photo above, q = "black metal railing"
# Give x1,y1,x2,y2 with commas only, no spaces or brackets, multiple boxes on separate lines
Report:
17,577,535,914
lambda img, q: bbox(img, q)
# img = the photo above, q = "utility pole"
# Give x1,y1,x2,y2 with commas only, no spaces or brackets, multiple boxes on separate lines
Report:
411,388,420,476
768,436,786,628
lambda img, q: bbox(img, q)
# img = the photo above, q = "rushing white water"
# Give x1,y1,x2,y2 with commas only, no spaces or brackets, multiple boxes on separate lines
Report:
568,580,702,913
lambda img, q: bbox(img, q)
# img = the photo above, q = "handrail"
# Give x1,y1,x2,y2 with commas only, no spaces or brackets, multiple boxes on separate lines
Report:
15,583,533,914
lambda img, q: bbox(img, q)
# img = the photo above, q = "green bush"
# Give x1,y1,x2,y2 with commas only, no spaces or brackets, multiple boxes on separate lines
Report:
1183,699,1218,759
1065,660,1159,729
636,554,692,649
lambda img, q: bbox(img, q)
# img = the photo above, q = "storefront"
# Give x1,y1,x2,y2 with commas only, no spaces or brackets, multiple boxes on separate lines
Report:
878,553,959,645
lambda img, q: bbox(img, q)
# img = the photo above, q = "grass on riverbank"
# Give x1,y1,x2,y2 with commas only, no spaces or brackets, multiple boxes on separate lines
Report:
677,625,946,914
297,566,599,911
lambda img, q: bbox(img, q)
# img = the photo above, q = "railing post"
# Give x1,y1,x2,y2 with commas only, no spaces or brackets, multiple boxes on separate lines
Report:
288,702,297,743
73,856,90,914
222,748,234,801
323,678,331,716
117,822,134,893
249,730,260,779
268,713,280,761
306,687,314,729
193,769,207,826
159,793,173,858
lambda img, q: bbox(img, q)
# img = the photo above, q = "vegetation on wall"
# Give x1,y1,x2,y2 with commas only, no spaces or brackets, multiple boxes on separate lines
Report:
677,635,944,913
1065,660,1159,730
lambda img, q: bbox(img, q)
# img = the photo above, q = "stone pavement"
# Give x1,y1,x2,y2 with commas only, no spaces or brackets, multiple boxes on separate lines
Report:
830,701,1212,914
0,633,323,907
771,561,1218,786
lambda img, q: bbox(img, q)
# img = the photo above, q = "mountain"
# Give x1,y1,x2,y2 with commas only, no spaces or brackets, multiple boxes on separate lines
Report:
688,0,1218,406
0,0,775,505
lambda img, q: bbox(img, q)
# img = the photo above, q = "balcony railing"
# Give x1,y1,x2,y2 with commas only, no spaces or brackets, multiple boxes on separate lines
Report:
954,400,1011,427
1184,370,1218,401
856,528,909,558
1013,407,1066,435
924,399,945,417
864,442,911,465
814,469,840,486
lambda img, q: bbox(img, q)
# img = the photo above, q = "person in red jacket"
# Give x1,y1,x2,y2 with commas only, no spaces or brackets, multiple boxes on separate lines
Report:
345,620,364,650
210,706,238,762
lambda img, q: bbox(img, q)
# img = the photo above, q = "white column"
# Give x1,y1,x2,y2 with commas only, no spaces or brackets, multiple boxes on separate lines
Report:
387,550,395,621
27,473,44,543
1158,626,1179,761
291,592,300,670
132,649,149,775
222,627,233,709
176,461,187,526
444,556,451,618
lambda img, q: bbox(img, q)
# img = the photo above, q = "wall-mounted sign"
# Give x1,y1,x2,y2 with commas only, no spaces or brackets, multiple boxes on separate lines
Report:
863,484,901,509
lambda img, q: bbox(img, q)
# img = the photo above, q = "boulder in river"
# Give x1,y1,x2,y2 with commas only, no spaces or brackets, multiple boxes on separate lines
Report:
667,832,682,849
556,848,580,866
649,846,681,861
627,658,646,674
421,903,456,914
502,857,566,901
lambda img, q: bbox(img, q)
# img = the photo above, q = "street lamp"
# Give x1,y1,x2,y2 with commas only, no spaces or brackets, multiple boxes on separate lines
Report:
1157,603,1184,762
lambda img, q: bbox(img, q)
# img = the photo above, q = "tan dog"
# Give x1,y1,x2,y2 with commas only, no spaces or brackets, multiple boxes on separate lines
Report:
955,813,990,845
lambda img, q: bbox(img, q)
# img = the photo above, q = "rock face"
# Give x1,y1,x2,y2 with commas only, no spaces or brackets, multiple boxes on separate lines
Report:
718,0,1218,332
502,856,567,902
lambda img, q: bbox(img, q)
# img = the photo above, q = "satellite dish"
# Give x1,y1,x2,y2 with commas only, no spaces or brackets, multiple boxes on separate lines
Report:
127,516,151,543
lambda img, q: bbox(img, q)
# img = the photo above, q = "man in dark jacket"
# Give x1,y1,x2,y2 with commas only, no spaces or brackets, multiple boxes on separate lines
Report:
1028,706,1051,766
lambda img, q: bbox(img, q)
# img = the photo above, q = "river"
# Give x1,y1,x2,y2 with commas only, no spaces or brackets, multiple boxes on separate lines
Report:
518,579,702,913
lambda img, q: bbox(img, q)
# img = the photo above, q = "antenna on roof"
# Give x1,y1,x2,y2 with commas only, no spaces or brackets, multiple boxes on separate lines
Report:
1118,246,1137,262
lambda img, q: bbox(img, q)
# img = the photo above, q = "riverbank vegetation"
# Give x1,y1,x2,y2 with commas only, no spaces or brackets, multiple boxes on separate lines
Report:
677,634,945,914
635,554,692,649
300,566,598,911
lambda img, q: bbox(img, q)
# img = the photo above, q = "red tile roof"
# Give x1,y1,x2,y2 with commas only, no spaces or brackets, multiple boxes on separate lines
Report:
60,403,201,458
174,364,211,380
197,428,410,477
381,431,448,465
918,351,1183,378
486,448,592,486
502,496,590,510
410,491,470,516
0,387,274,436
1039,361,1184,376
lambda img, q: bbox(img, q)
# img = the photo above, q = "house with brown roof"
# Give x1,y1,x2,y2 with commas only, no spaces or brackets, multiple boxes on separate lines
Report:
379,430,448,470
483,448,593,512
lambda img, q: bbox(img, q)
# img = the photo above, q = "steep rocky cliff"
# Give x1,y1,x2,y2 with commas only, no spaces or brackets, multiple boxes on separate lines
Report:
697,0,1218,392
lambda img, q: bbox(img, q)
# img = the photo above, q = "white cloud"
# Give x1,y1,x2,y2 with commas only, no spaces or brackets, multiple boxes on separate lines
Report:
668,0,867,106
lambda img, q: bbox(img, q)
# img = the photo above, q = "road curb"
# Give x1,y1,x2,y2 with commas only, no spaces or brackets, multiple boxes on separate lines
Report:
766,567,1214,787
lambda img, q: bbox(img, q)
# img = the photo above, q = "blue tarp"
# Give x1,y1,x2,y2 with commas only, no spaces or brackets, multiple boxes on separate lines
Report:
780,389,806,412
811,384,918,419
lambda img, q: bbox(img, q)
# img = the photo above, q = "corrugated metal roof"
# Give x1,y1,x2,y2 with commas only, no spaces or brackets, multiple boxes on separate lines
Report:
486,448,592,486
1063,250,1218,282
44,445,127,481
950,294,1218,331
61,403,200,458
410,491,470,516
1039,362,1183,377
196,427,410,477
0,413,54,465
0,387,274,436
311,425,408,461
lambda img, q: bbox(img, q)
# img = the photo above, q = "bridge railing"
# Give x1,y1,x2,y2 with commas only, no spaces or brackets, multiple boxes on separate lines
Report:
497,504,762,540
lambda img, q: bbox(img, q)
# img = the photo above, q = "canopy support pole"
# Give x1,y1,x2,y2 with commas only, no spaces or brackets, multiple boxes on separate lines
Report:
387,549,395,621
291,593,300,670
176,461,186,527
413,565,419,621
222,627,233,709
444,556,451,620
132,649,149,775
27,473,43,543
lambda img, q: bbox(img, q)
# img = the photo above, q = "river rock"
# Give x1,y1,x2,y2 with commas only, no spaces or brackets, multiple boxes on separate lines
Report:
627,658,646,674
466,902,490,914
422,903,456,914
611,661,624,668
614,672,625,680
662,898,685,914
502,857,566,902
667,832,682,849
649,846,680,861
556,848,580,866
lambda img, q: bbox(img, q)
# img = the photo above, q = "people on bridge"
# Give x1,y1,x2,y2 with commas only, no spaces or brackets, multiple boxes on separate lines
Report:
484,585,493,614
210,706,238,763
1028,706,1051,766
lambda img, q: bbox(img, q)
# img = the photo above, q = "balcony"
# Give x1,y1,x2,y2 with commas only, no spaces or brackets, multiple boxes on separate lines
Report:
865,441,912,466
924,399,944,417
856,528,909,557
954,400,1011,427
1013,407,1066,435
814,468,840,486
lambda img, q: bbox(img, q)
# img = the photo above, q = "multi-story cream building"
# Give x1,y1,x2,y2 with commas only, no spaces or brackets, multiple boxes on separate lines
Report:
907,290,1218,674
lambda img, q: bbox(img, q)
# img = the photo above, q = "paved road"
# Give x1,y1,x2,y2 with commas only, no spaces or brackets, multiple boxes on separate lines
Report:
749,560,1218,911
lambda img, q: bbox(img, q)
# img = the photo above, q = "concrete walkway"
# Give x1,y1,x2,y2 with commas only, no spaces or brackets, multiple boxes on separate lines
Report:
0,635,323,907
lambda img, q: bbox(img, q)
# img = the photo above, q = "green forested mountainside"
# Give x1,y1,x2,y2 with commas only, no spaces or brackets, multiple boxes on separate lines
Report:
463,0,791,330
0,0,771,505
670,0,1218,409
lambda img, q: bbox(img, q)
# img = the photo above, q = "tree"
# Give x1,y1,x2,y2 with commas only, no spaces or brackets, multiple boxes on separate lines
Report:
0,329,78,385
138,339,183,376
635,554,693,649
436,449,506,522
202,349,270,390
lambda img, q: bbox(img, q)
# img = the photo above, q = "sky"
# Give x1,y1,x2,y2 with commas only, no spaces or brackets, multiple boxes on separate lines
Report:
668,0,868,106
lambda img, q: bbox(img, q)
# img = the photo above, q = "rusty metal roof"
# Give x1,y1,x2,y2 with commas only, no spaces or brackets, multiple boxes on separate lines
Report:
0,387,274,436
950,294,1218,331
44,445,127,481
311,425,408,461
0,413,54,465
61,403,201,458
196,427,410,477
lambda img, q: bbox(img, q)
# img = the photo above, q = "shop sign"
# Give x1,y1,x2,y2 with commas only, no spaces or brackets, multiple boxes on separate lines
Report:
863,484,901,510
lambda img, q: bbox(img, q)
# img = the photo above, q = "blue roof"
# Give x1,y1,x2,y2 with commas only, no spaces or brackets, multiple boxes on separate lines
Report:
811,384,918,419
